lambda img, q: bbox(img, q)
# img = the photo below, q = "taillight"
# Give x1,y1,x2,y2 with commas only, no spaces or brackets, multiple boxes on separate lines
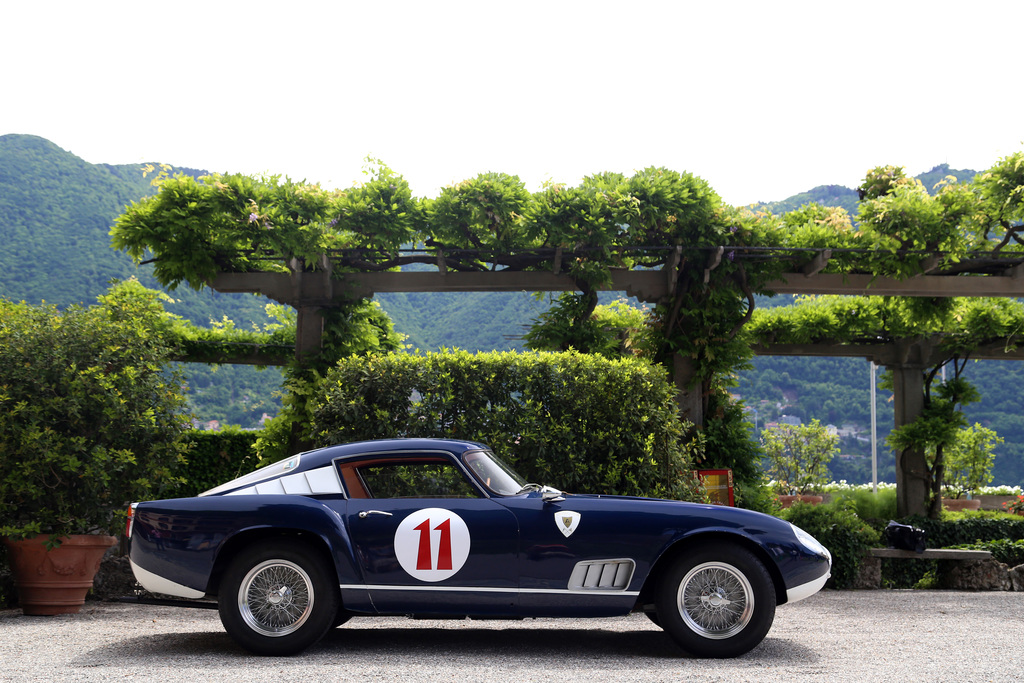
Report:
125,503,138,538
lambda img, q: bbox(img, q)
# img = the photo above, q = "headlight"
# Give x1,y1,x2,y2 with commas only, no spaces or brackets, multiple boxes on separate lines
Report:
791,523,832,563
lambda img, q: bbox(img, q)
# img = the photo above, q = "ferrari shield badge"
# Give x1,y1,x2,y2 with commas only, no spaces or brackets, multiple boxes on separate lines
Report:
556,511,581,538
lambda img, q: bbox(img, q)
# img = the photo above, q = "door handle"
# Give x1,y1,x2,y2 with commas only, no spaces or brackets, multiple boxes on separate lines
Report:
358,510,394,518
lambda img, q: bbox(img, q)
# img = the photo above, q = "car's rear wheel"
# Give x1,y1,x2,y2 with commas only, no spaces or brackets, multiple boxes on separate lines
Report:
654,543,776,658
218,539,339,655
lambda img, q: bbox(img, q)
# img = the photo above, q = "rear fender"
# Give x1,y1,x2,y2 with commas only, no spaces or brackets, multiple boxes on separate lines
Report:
130,495,359,596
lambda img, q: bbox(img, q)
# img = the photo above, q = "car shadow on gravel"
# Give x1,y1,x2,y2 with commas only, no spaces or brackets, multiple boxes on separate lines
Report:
77,622,817,666
316,625,818,663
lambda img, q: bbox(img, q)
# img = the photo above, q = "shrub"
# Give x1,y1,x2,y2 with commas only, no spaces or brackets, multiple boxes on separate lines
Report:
828,487,898,523
782,499,880,589
949,539,1024,568
312,350,701,500
0,283,191,539
906,511,1024,546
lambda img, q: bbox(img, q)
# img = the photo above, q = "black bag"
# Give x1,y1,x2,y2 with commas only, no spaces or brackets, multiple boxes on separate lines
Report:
883,520,927,553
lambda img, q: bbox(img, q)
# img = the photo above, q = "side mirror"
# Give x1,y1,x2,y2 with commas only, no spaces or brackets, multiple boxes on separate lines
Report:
542,489,566,503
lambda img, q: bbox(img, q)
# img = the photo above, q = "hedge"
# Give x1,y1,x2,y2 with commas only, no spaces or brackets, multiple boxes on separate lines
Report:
168,428,260,498
311,350,701,500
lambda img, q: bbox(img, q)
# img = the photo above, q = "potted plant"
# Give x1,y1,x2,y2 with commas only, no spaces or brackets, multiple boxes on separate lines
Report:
1003,495,1024,516
940,424,1001,512
761,419,837,508
0,283,190,614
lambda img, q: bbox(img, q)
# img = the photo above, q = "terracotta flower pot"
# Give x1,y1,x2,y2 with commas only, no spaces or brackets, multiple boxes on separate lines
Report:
2,534,118,615
777,494,824,509
942,498,982,512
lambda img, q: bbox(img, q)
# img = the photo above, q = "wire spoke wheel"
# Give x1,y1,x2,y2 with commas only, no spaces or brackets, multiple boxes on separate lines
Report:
678,561,754,639
239,559,314,637
220,540,340,654
655,543,775,657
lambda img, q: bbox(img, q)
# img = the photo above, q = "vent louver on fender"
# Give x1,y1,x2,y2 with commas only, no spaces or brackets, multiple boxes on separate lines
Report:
225,466,343,496
568,559,635,591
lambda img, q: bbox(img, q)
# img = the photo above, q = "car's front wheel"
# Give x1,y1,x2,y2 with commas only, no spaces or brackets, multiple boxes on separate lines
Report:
218,539,340,655
654,543,776,658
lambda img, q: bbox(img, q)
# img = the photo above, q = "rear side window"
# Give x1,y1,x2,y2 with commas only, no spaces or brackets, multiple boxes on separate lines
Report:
358,462,479,499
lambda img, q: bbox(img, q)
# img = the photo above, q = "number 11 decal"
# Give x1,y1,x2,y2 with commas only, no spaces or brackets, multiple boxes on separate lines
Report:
396,509,470,581
413,517,452,570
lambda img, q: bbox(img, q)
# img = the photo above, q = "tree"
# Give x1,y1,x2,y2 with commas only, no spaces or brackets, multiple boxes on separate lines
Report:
943,424,1002,500
761,420,837,496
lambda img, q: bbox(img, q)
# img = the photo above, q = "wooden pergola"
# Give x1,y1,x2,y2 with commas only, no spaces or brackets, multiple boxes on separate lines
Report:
208,248,1024,516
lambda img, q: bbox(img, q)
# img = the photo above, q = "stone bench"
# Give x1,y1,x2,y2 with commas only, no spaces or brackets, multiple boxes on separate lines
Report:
856,547,1014,590
867,548,992,561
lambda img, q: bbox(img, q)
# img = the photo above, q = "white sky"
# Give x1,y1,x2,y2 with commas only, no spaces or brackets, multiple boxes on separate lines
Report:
3,0,1022,206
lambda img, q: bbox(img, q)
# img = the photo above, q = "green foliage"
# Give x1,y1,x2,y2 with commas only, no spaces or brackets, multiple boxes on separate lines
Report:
761,419,838,495
948,538,1024,568
0,282,192,538
427,172,532,252
0,134,200,305
747,294,1024,495
748,295,1024,350
782,500,880,589
253,299,405,461
523,295,652,358
14,132,1024,506
169,429,260,498
701,388,766,487
112,172,347,289
943,423,1002,498
888,366,981,517
336,159,420,252
312,350,701,500
856,175,974,277
971,151,1024,250
828,487,899,523
902,510,1024,546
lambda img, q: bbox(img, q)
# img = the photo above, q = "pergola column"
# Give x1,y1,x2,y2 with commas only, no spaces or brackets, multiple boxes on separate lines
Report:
887,361,929,517
671,353,703,427
295,306,324,358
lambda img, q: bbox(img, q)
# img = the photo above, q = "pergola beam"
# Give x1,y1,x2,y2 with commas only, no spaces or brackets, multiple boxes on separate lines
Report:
212,268,1024,308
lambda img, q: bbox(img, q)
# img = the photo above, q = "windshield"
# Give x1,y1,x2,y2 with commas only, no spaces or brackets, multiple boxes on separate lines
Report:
462,450,527,496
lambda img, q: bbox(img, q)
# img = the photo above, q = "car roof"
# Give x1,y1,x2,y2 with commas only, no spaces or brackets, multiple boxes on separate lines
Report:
297,438,490,469
200,438,491,497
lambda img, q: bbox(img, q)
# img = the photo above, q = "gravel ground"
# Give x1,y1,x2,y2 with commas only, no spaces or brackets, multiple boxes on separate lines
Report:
1,590,1022,682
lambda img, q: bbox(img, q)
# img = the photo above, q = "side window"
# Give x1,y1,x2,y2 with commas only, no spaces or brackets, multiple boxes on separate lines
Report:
357,461,479,499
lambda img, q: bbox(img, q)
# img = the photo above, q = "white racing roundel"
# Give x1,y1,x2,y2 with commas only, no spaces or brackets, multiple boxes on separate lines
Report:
394,508,471,582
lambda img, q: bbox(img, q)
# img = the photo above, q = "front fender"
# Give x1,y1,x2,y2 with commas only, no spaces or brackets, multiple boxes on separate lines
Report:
130,495,359,597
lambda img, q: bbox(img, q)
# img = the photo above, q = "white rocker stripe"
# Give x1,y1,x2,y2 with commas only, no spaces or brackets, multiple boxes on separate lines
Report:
340,583,639,597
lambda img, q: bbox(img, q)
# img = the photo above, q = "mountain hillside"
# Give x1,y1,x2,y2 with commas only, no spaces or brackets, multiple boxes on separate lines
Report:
0,134,283,426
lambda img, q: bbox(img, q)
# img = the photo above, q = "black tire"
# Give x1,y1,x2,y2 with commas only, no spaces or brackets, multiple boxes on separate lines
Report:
218,539,340,655
654,543,776,658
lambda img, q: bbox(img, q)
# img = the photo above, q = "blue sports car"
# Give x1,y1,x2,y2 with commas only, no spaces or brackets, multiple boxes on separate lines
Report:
127,438,831,657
